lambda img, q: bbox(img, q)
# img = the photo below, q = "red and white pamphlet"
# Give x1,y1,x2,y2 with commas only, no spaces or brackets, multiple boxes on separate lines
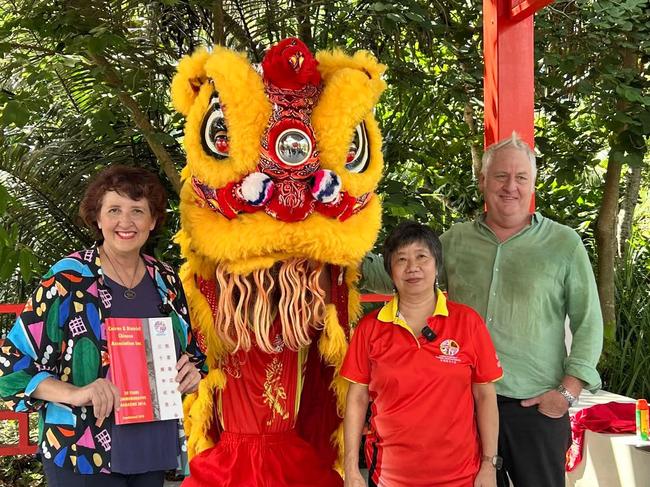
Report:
106,317,183,425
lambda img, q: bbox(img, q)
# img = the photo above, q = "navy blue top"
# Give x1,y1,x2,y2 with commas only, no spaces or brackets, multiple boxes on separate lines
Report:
105,272,179,474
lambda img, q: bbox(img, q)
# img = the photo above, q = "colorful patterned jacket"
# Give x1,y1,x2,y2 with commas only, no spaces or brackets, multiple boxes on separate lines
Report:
0,246,205,474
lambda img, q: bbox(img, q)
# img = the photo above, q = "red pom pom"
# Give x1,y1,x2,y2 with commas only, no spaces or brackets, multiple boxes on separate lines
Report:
262,37,321,90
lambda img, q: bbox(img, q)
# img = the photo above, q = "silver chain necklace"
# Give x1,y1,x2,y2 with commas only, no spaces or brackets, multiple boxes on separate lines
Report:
101,247,141,300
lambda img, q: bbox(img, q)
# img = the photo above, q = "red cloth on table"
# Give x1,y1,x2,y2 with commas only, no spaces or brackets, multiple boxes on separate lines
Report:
566,401,636,471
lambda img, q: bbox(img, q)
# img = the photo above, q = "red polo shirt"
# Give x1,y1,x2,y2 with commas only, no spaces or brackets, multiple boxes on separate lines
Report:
341,291,502,487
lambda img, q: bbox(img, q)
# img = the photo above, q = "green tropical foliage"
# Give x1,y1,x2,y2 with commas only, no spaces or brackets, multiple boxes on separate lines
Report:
0,0,648,394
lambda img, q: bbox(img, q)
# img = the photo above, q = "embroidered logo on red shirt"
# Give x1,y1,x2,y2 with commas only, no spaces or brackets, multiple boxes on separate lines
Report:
436,339,461,364
440,339,459,356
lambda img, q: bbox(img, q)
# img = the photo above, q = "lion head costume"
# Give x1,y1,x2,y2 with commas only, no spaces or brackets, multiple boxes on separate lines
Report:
171,38,385,483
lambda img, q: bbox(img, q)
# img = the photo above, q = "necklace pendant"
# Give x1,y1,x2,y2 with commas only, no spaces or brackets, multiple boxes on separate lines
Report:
123,288,137,300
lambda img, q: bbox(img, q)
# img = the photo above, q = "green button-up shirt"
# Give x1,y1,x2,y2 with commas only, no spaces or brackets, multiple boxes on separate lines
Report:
440,212,603,399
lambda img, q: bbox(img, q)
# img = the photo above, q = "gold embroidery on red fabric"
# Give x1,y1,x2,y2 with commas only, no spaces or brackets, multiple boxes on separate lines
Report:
263,357,289,425
223,352,246,378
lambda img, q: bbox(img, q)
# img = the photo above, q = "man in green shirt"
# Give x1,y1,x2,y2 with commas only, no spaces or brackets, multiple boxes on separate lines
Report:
440,133,603,487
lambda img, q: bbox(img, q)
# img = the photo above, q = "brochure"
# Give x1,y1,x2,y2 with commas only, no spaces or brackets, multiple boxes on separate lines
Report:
105,317,183,425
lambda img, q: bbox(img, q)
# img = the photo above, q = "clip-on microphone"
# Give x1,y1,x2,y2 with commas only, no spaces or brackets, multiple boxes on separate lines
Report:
422,325,437,342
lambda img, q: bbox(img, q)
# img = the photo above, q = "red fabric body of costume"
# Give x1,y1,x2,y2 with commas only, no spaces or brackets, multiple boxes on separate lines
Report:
183,331,342,486
184,430,340,487
184,268,348,486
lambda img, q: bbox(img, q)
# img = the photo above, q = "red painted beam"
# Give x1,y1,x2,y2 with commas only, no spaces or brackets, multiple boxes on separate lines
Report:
3,298,393,308
0,304,24,315
484,0,535,149
0,305,36,457
360,294,392,303
510,0,555,21
0,410,37,456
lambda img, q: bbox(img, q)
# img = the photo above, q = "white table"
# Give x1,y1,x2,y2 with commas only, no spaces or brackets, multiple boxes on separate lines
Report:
566,390,650,487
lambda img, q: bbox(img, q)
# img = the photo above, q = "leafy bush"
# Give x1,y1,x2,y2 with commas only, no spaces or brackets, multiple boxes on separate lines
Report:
0,455,44,487
0,411,43,486
599,248,650,400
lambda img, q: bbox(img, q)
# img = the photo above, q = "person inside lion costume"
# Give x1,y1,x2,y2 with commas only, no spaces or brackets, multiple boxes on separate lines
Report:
170,38,386,486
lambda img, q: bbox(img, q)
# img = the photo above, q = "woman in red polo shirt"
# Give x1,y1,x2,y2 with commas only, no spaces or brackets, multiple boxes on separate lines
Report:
342,222,502,487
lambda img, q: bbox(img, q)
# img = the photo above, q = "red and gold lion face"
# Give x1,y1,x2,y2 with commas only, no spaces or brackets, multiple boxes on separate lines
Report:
171,38,386,277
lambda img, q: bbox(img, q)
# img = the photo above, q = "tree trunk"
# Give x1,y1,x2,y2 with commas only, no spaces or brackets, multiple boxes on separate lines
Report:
294,0,313,48
595,47,637,341
595,147,623,341
86,52,181,195
617,165,643,258
463,102,482,179
213,0,225,46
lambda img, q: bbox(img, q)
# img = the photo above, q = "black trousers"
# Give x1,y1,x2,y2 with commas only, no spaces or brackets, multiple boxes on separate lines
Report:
496,395,571,487
42,456,166,487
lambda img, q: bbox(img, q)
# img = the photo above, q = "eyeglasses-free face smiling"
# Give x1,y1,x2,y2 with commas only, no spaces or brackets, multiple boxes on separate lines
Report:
389,242,437,297
97,191,156,258
480,146,535,232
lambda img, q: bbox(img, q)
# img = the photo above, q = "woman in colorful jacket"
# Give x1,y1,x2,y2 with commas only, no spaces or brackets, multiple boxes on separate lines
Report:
0,165,205,487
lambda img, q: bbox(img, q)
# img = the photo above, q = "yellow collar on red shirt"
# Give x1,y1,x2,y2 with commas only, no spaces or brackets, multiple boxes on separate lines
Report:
378,288,449,329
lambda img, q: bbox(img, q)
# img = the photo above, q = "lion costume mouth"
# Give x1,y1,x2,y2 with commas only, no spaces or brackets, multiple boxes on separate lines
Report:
191,175,371,222
197,259,326,354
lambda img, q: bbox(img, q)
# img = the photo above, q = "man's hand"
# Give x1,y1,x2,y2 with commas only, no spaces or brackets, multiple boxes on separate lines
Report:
344,468,367,487
175,353,201,394
520,389,569,418
474,462,497,487
70,378,121,427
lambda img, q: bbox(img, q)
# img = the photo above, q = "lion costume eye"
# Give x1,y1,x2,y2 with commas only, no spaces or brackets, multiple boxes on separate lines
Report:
201,94,229,159
345,122,370,173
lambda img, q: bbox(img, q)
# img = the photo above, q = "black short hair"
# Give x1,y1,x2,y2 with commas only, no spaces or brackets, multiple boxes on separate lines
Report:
383,221,443,278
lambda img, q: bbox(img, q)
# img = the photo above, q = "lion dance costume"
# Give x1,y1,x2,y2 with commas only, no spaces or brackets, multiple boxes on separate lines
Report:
170,38,386,486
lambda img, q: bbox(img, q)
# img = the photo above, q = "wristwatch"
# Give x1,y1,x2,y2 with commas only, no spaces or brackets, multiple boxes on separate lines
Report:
557,384,578,406
481,455,503,470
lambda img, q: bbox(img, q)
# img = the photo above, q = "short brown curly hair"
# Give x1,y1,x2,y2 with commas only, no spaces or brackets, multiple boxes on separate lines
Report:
79,165,168,239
